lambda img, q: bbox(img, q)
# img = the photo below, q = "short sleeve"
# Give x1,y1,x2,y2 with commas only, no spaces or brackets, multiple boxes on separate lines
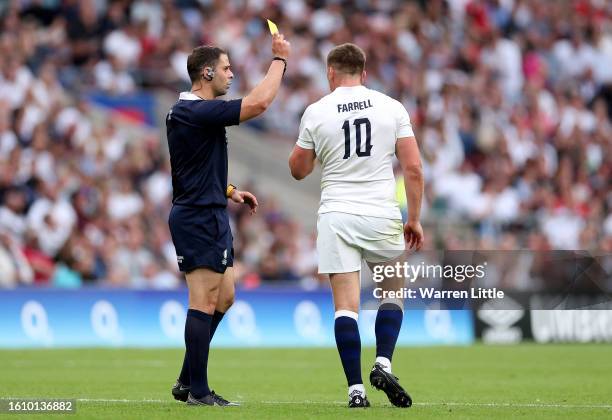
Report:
296,107,315,150
396,102,414,139
193,99,242,127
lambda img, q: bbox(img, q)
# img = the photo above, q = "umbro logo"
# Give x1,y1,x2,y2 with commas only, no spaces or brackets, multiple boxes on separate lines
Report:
221,249,228,266
177,256,184,264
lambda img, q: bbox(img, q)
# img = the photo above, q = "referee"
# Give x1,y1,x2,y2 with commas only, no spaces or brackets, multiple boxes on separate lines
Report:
167,33,290,406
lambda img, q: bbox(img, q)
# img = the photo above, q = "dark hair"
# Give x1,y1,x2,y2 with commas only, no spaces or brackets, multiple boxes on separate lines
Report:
187,46,227,83
326,43,366,75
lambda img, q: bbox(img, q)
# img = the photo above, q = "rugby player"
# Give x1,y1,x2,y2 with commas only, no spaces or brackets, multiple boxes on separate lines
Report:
288,43,424,408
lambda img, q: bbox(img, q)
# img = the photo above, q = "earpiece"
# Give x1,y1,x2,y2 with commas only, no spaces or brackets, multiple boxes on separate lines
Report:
203,67,215,81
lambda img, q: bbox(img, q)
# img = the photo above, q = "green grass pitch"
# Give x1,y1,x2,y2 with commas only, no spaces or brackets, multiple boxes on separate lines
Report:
1,344,611,419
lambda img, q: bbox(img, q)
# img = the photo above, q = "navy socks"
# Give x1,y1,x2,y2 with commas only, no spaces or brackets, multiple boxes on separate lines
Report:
375,302,403,361
183,309,212,398
209,310,226,339
179,310,225,387
334,311,362,386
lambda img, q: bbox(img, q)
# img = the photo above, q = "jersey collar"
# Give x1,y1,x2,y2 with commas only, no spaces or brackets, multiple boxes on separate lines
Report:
333,85,367,94
179,92,203,101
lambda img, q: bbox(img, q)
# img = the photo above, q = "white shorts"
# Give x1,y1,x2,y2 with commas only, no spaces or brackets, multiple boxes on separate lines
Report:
317,212,405,274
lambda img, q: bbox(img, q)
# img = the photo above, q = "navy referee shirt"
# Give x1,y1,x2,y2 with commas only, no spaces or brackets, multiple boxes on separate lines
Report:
166,92,242,207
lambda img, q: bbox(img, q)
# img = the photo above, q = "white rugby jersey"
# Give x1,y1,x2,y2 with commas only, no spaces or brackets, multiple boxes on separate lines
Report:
296,85,414,219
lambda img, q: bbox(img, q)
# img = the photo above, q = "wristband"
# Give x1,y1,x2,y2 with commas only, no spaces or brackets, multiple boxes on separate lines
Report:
273,57,287,75
226,184,237,198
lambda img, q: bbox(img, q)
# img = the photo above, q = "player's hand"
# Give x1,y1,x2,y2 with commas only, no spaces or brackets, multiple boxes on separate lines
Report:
230,190,259,215
272,33,290,60
404,221,424,251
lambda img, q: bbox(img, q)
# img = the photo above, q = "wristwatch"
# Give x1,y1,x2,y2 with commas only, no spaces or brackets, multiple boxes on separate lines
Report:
273,57,287,75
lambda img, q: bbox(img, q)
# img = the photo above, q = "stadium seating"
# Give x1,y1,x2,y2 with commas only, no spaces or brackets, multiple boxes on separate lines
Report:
0,0,610,288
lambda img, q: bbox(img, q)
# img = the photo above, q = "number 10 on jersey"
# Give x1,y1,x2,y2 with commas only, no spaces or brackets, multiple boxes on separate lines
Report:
342,118,372,159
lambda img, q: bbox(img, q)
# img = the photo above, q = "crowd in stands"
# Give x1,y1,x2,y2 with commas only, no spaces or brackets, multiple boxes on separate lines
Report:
0,0,610,288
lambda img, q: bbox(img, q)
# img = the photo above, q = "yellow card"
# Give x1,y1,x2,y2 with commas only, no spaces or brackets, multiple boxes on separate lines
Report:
267,19,279,35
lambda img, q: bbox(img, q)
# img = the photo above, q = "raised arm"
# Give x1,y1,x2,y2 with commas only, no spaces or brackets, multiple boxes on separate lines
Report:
240,33,291,122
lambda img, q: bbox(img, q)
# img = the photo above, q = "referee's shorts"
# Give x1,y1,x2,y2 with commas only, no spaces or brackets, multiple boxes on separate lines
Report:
168,204,234,274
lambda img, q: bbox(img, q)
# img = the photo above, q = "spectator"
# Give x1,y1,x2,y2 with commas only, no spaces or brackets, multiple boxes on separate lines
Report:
0,0,609,290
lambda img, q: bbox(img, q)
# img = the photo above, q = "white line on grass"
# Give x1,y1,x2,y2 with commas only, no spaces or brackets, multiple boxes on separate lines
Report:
2,398,611,409
78,398,167,403
5,360,170,368
70,399,612,409
414,402,612,409
260,401,612,409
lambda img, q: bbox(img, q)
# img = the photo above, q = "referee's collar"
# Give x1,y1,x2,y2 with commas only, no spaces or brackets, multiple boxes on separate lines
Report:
179,92,203,101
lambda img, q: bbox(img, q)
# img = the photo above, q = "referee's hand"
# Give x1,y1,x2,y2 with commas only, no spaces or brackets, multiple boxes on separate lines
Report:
272,33,290,60
230,190,259,215
404,221,424,251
